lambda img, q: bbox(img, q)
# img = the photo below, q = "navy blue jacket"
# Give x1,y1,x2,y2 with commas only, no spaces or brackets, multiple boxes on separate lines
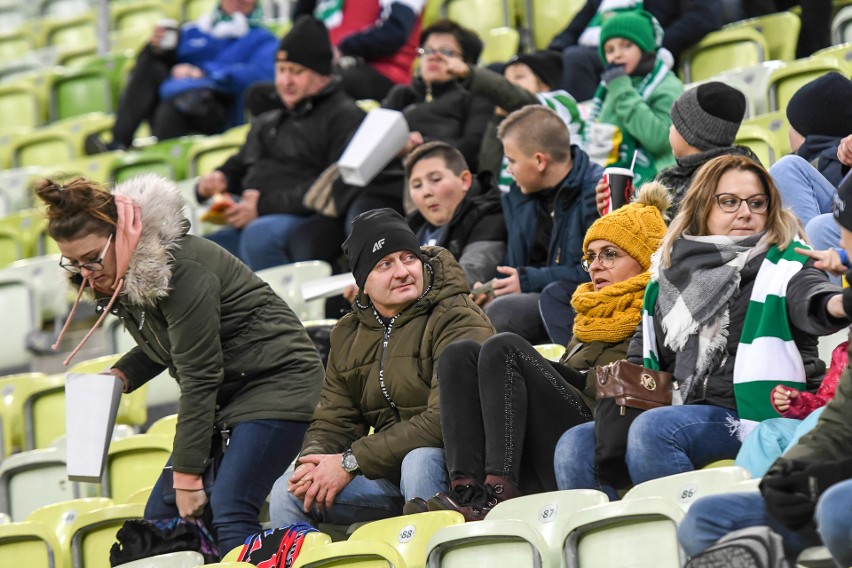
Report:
797,135,844,188
501,145,603,293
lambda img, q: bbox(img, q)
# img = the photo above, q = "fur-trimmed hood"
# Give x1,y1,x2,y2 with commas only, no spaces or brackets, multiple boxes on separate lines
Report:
113,174,189,306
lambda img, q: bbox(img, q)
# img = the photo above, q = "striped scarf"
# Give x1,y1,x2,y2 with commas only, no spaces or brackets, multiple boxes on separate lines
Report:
498,90,583,193
577,0,644,47
642,239,809,437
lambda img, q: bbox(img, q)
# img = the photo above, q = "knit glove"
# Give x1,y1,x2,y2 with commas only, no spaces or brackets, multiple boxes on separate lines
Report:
600,64,627,85
760,457,852,530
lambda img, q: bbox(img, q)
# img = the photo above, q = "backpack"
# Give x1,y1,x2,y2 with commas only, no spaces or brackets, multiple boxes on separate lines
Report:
685,526,791,568
237,523,318,568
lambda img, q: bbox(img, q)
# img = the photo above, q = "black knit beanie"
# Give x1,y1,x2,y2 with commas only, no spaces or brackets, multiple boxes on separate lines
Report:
506,51,563,90
786,72,852,138
343,209,423,289
277,16,333,75
670,82,747,151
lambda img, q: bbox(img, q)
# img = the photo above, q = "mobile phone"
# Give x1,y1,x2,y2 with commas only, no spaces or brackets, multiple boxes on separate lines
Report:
471,279,495,296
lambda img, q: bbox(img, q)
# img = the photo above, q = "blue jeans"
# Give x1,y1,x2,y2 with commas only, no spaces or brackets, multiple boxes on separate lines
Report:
269,447,448,528
144,419,308,556
816,478,852,567
770,155,836,227
678,491,814,560
554,405,741,494
207,214,314,270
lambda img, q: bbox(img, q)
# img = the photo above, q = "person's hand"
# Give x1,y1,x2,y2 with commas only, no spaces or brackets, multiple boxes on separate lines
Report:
287,461,318,500
332,45,342,66
760,458,815,530
827,294,846,319
172,63,204,79
794,247,847,276
176,489,208,520
293,454,354,513
469,280,494,307
197,171,228,199
772,385,798,413
342,284,359,304
444,56,470,80
109,367,130,393
226,189,259,229
400,131,424,156
600,63,626,85
492,266,521,297
150,26,165,49
595,176,609,216
837,134,852,166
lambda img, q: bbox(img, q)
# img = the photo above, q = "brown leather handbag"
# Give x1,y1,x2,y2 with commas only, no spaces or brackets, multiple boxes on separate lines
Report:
595,360,677,412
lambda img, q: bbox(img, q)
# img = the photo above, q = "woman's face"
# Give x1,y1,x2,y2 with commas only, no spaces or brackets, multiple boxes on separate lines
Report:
585,239,644,291
705,169,769,237
420,33,464,84
603,38,643,75
408,157,471,227
57,233,117,294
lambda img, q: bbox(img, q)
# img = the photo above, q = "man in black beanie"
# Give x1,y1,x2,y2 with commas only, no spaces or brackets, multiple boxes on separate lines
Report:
270,208,495,529
197,15,366,271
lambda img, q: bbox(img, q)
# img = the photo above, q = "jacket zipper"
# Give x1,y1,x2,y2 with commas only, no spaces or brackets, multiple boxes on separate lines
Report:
375,312,401,421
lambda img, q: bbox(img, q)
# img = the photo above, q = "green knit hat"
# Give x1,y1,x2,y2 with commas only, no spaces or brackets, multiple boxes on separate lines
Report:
598,9,661,63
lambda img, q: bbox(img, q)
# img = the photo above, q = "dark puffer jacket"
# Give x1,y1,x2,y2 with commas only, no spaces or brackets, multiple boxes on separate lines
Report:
109,175,325,475
299,246,495,483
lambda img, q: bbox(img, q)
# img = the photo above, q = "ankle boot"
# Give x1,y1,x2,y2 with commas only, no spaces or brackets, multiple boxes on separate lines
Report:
483,475,523,504
427,479,481,512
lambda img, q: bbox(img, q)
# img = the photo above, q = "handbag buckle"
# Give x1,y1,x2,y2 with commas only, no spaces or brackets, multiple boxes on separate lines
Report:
640,373,657,391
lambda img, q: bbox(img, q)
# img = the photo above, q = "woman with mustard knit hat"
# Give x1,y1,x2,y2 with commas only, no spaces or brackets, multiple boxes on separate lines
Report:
406,182,670,521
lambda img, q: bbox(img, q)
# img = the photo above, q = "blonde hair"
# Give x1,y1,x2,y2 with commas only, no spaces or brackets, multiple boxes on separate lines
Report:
659,154,803,267
497,106,571,163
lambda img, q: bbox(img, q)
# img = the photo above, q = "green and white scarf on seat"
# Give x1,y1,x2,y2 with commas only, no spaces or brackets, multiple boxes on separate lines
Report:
642,239,810,439
732,240,810,439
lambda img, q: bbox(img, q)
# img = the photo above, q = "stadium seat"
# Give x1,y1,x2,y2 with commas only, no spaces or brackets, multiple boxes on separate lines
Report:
426,489,608,568
740,111,791,160
38,14,97,50
114,550,205,568
186,137,241,178
812,42,852,74
124,486,153,505
833,5,852,44
57,45,98,68
49,67,112,122
0,83,44,130
10,130,76,168
766,57,844,113
480,27,520,65
45,112,114,156
0,166,42,215
21,373,68,450
137,135,203,182
82,50,136,109
725,11,801,62
0,445,81,521
110,1,164,36
520,0,585,50
736,124,778,167
0,280,37,370
0,372,48,456
66,503,145,568
561,498,686,568
0,520,62,568
0,5,29,32
103,434,172,503
443,0,516,47
534,343,566,361
679,27,768,83
38,0,90,19
50,151,126,185
622,467,751,510
110,154,175,184
27,497,115,549
183,0,216,20
256,260,333,321
146,414,177,439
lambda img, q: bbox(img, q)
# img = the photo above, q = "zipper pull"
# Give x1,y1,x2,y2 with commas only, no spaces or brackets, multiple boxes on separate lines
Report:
620,406,625,416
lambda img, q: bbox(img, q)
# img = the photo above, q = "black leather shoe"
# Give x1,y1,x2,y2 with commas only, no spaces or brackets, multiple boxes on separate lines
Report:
402,497,429,515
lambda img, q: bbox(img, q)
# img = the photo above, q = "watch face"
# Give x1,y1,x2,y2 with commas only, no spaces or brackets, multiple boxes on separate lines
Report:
343,452,358,472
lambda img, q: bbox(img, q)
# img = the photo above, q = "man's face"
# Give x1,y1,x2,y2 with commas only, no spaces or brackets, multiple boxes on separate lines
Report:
275,59,328,109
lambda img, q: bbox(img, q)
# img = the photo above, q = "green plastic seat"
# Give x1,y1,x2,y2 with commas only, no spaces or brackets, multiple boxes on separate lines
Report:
40,14,97,51
82,50,136,108
50,67,112,122
736,124,778,167
183,0,216,20
103,435,172,505
679,27,768,83
812,42,852,74
110,1,164,36
137,135,204,181
0,520,62,568
741,111,791,160
10,130,77,169
110,154,175,184
480,27,520,66
442,0,515,52
0,28,37,62
525,0,585,50
0,83,43,130
725,11,801,62
186,137,241,177
67,503,145,568
766,57,845,113
45,112,114,156
27,498,115,550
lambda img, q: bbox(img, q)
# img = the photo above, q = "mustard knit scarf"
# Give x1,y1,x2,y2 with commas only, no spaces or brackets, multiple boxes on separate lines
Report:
571,272,650,343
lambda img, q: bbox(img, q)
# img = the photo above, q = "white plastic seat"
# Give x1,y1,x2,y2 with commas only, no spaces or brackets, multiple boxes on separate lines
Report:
623,466,751,511
256,261,332,321
0,446,82,521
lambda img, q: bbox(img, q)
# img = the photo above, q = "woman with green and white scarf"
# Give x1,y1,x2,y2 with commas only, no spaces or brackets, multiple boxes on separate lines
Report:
555,154,849,496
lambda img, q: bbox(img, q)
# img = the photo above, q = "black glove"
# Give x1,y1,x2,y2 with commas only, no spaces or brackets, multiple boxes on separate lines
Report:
600,64,627,85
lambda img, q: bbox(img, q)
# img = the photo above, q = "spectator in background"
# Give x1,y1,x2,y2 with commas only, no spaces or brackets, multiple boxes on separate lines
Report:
547,0,721,101
404,142,507,287
472,106,602,345
196,17,364,270
744,0,832,57
583,9,683,186
771,73,852,228
247,0,425,113
270,209,494,529
86,0,277,153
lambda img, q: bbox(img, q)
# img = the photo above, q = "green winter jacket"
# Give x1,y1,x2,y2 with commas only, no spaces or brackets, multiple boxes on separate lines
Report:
596,71,683,179
110,176,325,476
560,335,632,412
299,246,495,483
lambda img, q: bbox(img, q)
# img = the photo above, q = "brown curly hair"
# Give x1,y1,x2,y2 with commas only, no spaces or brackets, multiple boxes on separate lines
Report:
35,177,117,241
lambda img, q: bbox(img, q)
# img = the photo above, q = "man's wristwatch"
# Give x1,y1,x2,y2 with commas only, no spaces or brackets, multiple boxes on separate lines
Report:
341,449,360,475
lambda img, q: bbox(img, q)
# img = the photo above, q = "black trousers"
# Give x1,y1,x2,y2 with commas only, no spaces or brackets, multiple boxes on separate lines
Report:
112,46,229,146
438,333,593,494
558,45,604,102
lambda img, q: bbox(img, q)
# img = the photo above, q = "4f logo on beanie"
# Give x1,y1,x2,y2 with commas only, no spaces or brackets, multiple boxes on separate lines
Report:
372,238,385,253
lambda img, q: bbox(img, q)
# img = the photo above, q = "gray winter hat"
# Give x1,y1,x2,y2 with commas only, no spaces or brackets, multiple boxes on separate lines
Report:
670,82,747,152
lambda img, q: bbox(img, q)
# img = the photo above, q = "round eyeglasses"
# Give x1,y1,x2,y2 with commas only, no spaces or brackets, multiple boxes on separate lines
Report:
713,193,769,213
417,47,460,58
581,249,621,272
59,234,113,274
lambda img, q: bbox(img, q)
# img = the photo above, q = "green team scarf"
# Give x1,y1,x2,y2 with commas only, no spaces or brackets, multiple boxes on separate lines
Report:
498,90,584,192
642,241,810,439
314,0,344,28
577,0,644,47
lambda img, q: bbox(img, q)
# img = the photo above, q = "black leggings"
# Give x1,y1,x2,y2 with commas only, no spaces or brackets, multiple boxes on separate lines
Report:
438,333,593,494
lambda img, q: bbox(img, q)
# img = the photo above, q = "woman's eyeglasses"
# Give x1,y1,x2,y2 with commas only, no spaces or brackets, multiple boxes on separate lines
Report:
581,249,621,272
59,234,113,274
417,47,460,58
713,193,769,213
